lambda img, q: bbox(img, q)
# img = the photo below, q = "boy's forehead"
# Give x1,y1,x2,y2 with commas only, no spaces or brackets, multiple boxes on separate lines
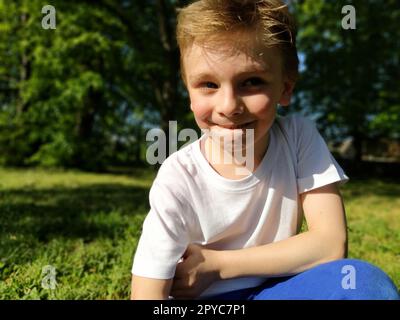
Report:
184,42,281,76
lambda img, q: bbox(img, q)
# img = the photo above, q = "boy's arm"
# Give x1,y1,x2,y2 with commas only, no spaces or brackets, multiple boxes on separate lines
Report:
217,182,348,279
130,275,173,300
170,182,347,298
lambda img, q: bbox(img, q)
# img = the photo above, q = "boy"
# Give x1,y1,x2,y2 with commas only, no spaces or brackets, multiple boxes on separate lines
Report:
130,0,400,300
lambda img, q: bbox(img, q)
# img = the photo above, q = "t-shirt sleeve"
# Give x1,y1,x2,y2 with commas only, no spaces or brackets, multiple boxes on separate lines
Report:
131,180,190,279
288,116,349,194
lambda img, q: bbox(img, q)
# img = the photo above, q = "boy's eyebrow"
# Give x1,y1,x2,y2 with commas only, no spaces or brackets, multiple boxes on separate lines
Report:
189,67,271,83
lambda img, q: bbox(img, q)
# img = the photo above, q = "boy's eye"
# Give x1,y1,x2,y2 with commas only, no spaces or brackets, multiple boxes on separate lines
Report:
242,77,265,87
201,82,218,89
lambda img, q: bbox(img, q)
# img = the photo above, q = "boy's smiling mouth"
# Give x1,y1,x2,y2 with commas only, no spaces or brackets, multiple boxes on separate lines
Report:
215,121,256,130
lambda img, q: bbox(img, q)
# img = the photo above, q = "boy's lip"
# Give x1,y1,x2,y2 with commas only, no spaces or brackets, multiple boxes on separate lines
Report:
216,121,256,129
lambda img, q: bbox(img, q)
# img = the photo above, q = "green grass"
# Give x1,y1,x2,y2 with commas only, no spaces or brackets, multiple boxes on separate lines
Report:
0,168,399,299
0,168,156,299
341,179,400,288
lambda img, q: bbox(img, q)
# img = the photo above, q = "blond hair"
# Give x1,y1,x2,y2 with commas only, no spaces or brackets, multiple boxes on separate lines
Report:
176,0,299,82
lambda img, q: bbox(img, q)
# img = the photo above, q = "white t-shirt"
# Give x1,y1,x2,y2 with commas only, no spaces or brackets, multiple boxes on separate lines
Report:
131,115,348,298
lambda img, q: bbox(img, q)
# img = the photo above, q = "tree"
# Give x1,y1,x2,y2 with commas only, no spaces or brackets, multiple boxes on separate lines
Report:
0,0,194,169
292,0,400,161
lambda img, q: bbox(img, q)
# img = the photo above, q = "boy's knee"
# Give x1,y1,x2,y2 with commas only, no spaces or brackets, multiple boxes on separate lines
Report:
315,258,400,300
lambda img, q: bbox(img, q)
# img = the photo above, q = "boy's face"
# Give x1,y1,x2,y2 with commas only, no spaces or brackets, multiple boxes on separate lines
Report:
183,40,295,158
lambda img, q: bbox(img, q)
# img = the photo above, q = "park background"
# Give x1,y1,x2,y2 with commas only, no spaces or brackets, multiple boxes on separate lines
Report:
0,0,399,299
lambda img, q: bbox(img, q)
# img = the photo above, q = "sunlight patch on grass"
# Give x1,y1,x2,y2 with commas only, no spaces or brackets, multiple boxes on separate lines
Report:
0,168,155,190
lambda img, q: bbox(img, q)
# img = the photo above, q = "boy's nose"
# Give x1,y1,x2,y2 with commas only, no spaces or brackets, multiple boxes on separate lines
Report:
215,88,243,117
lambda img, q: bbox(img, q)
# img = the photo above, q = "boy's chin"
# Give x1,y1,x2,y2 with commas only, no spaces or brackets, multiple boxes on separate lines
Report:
210,131,255,147
208,127,255,138
211,138,256,153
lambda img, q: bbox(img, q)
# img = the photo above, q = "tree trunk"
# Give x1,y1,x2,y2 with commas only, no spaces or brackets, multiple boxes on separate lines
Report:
134,120,143,164
73,87,103,167
17,12,31,115
155,0,180,160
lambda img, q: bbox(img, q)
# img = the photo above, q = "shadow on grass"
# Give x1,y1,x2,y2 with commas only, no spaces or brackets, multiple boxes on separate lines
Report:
341,178,400,199
0,184,150,253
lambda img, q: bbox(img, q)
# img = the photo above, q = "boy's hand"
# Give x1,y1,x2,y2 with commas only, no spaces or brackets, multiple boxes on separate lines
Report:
170,244,221,299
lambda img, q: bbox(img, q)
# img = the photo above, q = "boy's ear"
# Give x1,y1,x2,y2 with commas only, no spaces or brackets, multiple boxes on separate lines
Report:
279,80,296,107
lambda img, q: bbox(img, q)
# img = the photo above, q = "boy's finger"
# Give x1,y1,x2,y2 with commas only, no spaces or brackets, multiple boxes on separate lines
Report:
175,261,187,278
183,244,197,258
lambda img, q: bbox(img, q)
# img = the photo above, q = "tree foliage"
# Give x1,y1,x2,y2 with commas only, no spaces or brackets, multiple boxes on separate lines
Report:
0,0,398,169
292,0,400,159
0,0,192,169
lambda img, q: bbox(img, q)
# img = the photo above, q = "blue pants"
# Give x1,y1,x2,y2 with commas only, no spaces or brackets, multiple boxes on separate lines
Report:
206,259,400,300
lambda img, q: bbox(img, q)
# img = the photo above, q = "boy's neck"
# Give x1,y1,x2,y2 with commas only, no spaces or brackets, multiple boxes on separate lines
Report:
201,133,270,180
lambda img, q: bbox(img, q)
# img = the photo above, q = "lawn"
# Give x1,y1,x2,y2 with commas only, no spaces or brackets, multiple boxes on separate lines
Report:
0,168,399,299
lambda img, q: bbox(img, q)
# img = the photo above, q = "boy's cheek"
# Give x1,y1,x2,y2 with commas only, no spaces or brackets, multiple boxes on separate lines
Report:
190,100,213,122
243,94,274,114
